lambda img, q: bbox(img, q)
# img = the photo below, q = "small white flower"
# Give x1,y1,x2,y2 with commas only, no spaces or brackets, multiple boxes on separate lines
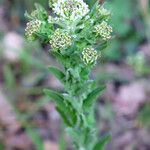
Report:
90,19,94,24
48,15,60,23
78,24,85,29
72,34,77,38
85,15,90,20
48,16,54,23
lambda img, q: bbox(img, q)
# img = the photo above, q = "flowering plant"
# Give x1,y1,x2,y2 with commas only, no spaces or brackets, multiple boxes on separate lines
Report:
25,0,113,149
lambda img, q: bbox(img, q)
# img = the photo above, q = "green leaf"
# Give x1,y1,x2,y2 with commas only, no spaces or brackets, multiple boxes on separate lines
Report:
43,89,64,107
56,106,72,127
26,126,44,150
44,89,77,126
24,11,32,19
52,51,69,65
3,64,15,88
83,86,106,108
34,3,44,10
58,124,66,150
67,103,77,125
48,66,65,83
93,135,111,150
96,41,108,52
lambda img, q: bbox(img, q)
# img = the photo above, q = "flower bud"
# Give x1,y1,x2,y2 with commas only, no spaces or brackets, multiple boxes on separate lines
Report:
49,29,72,50
25,19,42,41
94,21,113,40
82,47,98,65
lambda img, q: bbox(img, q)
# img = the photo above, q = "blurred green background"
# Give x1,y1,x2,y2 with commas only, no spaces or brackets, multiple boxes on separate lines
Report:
0,0,150,150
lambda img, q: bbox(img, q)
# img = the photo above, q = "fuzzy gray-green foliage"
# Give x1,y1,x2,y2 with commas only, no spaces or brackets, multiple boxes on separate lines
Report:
25,0,113,149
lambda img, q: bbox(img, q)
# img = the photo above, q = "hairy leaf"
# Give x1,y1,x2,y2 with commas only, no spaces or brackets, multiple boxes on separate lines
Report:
93,135,111,150
52,51,69,65
83,85,106,108
43,89,64,107
56,106,73,127
24,11,32,20
96,41,108,52
44,89,77,126
48,66,65,83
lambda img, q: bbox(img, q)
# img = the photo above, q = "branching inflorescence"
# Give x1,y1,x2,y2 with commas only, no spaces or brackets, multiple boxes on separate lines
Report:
25,0,113,150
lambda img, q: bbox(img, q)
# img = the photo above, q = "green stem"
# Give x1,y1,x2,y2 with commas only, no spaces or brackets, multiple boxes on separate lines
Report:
58,57,96,150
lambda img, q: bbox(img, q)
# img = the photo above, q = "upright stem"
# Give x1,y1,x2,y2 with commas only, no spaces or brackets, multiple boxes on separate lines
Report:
63,64,96,149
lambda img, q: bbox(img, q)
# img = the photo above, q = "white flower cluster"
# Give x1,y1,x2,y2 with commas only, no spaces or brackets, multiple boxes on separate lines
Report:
52,0,90,21
25,19,42,41
94,21,113,40
49,29,72,49
82,47,98,65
